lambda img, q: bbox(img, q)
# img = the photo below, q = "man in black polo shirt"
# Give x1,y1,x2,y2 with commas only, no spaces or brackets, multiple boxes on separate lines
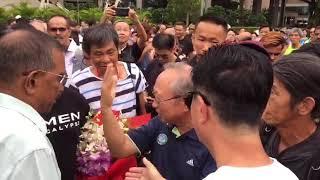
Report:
174,22,193,58
262,52,320,180
144,33,181,117
100,62,216,180
145,33,180,96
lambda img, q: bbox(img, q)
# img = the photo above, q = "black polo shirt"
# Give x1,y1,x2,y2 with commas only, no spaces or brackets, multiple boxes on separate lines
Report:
120,43,142,63
128,116,216,180
264,126,320,180
41,87,90,180
178,35,193,56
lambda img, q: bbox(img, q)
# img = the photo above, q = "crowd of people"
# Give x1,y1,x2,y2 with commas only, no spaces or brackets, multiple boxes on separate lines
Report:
0,5,320,180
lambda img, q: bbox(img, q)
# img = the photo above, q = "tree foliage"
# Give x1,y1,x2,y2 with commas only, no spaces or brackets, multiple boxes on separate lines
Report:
300,0,320,26
205,5,267,27
0,1,268,26
165,0,201,24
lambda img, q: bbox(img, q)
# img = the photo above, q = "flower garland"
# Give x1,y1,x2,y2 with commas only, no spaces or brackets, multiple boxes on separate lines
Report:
76,110,129,177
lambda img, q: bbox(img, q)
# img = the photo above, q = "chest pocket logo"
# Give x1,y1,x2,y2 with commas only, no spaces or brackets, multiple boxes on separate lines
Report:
157,133,168,145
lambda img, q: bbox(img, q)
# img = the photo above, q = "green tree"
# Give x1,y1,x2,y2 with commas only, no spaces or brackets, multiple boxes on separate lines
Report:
33,7,70,21
0,7,9,24
7,2,37,20
78,8,103,23
148,8,167,23
206,5,226,18
300,0,320,26
166,0,201,24
248,13,267,26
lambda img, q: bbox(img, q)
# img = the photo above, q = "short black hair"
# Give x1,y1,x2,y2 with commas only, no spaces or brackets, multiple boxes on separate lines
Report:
82,23,119,54
47,15,71,27
273,53,320,119
195,15,228,32
10,21,35,31
192,44,273,127
174,21,186,28
0,29,63,84
152,33,175,50
0,24,8,38
259,24,272,31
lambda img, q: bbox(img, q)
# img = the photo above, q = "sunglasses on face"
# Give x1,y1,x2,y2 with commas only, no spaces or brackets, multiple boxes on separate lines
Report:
49,27,67,32
189,91,211,106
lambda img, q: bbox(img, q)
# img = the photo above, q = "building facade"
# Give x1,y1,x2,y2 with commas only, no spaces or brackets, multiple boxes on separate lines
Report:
243,0,308,27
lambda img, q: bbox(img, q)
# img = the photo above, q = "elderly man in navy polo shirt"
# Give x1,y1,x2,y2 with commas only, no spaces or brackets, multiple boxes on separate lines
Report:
100,62,216,180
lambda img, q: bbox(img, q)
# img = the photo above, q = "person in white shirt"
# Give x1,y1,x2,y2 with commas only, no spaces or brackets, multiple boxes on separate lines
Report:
0,29,65,179
190,44,298,180
123,43,299,180
47,15,86,77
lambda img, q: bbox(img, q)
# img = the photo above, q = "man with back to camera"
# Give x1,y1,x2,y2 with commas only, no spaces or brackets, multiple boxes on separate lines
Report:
124,44,299,180
190,43,298,180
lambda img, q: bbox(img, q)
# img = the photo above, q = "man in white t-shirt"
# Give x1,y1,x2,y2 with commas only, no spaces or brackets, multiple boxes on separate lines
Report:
113,45,299,180
190,43,298,180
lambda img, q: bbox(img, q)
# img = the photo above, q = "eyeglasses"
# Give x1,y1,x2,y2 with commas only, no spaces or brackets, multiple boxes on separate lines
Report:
189,90,211,106
49,27,67,32
151,91,183,104
38,70,69,85
153,95,182,104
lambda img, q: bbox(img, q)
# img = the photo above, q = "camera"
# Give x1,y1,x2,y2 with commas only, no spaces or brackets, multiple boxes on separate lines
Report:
107,0,130,17
115,7,129,17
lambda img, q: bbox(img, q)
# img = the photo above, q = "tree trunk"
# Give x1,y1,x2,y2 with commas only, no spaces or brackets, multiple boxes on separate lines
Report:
269,0,280,27
186,11,190,25
278,0,286,27
239,0,245,25
252,0,262,15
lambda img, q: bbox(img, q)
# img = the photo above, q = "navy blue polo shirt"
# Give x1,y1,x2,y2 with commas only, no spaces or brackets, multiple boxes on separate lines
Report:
128,116,216,180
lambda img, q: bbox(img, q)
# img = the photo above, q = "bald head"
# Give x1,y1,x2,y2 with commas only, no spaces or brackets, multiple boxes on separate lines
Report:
237,31,252,41
164,28,176,36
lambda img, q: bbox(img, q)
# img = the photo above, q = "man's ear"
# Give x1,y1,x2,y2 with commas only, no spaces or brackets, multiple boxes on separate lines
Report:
83,52,91,66
24,71,42,95
297,97,316,116
195,95,210,125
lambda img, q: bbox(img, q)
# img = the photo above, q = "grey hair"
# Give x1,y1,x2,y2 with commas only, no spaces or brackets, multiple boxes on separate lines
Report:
164,62,193,96
289,28,303,37
0,29,63,84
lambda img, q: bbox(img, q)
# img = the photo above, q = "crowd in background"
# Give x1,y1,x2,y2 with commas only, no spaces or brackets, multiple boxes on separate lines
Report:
0,6,320,180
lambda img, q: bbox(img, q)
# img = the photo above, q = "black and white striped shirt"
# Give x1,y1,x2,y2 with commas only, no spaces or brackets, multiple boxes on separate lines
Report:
70,62,147,118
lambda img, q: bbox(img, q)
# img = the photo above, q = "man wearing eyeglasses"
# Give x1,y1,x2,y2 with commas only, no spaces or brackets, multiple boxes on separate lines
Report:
0,30,64,179
100,62,216,180
47,15,86,78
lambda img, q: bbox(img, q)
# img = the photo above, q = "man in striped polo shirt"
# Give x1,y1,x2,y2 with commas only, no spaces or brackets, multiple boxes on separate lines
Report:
70,24,147,118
